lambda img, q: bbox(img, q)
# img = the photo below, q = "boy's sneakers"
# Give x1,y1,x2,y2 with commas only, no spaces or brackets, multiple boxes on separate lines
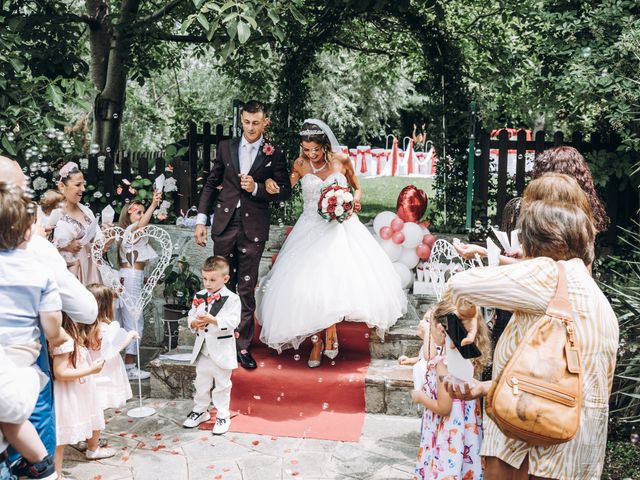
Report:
11,454,56,480
126,365,150,380
212,417,230,435
182,411,210,428
85,447,116,460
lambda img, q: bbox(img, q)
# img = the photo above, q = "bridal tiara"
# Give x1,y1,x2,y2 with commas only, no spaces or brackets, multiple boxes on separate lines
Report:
299,128,326,137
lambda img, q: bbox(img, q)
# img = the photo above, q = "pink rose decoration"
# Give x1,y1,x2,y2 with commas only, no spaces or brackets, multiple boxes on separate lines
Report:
262,143,275,155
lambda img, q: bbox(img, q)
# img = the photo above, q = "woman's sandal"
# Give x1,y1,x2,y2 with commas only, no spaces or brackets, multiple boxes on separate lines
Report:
324,330,339,359
308,337,324,368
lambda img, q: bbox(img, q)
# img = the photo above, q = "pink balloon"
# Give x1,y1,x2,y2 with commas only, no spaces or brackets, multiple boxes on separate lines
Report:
392,231,405,244
379,226,393,240
391,217,405,232
416,244,432,260
422,234,436,247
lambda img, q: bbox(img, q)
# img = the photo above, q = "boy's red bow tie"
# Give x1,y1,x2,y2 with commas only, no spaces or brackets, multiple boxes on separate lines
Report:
208,293,221,303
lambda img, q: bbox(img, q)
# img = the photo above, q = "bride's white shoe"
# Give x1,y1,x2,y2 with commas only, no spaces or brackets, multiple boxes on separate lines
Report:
323,342,339,359
308,339,323,368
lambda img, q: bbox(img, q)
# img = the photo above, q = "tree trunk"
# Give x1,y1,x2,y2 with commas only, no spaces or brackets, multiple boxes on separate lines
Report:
88,0,140,153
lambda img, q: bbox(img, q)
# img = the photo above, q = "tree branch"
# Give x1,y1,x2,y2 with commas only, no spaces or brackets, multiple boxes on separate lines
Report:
137,0,187,24
153,33,212,43
327,38,395,57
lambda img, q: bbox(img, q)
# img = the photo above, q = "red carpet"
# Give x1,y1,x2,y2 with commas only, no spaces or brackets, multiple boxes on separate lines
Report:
200,322,370,442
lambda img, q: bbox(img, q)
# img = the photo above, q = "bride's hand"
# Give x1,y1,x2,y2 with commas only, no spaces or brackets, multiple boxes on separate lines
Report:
265,178,280,194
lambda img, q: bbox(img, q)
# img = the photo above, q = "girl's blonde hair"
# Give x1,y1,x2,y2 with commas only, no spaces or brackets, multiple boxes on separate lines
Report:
86,283,116,350
431,300,492,377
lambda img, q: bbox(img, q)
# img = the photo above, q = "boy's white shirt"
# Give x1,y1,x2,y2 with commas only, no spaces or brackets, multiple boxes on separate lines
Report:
187,286,241,370
0,345,40,452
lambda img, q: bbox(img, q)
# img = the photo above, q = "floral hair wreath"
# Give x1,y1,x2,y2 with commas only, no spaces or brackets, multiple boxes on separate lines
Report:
58,161,79,179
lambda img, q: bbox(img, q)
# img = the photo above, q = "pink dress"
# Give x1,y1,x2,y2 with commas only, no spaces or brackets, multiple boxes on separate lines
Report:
88,323,132,410
414,356,483,480
52,340,105,445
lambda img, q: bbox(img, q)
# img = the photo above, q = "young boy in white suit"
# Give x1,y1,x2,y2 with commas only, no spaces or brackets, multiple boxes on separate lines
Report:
182,256,241,435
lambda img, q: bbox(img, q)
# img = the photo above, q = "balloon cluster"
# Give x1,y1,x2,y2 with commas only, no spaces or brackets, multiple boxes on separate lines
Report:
373,186,436,289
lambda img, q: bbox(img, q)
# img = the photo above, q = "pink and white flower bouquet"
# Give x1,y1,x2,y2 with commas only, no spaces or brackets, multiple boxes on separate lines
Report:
317,182,355,223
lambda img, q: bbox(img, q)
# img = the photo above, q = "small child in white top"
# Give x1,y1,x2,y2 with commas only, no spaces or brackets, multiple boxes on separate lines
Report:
0,181,66,479
116,191,162,380
86,283,135,409
182,256,241,435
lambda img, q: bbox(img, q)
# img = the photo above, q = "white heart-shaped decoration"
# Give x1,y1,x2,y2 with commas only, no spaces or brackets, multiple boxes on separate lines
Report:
91,225,172,316
100,321,129,361
426,239,477,301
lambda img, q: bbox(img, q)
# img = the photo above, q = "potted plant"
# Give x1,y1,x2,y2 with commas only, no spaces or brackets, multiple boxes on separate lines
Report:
160,255,201,320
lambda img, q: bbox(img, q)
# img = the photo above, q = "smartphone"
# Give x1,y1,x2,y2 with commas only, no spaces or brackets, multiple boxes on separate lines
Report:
444,313,481,359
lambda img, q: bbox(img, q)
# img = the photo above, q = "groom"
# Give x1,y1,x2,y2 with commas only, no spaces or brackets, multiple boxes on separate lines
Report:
194,100,291,369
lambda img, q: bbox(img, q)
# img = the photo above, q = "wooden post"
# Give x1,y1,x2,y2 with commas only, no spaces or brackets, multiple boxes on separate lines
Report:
175,157,191,215
553,131,564,147
121,151,131,180
496,129,509,222
479,131,490,221
155,156,165,177
86,154,98,184
515,129,527,195
139,153,149,180
534,130,545,159
104,154,115,197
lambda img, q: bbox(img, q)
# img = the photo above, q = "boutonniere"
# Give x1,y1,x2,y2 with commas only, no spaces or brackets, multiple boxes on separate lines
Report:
262,142,275,156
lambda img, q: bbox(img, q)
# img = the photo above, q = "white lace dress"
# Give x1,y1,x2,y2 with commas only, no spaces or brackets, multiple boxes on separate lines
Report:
257,172,407,352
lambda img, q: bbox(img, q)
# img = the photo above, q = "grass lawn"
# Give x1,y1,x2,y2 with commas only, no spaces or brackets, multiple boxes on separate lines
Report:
358,176,434,223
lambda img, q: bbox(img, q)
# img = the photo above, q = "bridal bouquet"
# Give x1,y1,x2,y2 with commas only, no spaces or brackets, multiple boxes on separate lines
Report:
317,182,355,223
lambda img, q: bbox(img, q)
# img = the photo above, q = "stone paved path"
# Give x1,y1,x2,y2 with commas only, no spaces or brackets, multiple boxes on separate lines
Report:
63,398,421,480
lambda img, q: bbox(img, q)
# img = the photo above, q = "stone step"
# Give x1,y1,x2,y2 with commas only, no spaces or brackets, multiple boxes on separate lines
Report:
365,359,419,417
368,293,436,360
149,352,421,417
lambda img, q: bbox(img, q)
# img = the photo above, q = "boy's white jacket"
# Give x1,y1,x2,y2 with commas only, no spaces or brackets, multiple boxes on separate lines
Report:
187,286,241,370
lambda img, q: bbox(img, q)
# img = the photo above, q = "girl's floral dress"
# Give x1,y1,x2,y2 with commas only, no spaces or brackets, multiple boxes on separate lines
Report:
414,355,483,480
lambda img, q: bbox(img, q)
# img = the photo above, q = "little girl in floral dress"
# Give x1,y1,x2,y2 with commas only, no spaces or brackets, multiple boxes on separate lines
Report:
52,314,115,478
87,284,136,409
411,300,491,480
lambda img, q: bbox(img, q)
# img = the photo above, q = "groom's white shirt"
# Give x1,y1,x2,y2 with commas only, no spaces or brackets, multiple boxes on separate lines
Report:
196,134,262,225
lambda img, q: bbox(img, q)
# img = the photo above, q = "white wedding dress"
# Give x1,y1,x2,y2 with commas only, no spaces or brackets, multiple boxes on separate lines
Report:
257,172,407,352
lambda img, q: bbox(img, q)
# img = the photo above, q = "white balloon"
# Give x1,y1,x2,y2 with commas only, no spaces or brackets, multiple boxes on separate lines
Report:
377,237,403,262
421,226,431,236
373,211,397,236
401,222,424,249
393,262,413,289
398,246,420,269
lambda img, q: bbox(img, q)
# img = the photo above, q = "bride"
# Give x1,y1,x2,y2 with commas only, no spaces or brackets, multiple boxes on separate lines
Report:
256,119,407,367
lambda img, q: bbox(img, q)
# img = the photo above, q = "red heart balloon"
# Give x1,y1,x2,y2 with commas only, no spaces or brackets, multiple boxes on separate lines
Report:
396,186,428,223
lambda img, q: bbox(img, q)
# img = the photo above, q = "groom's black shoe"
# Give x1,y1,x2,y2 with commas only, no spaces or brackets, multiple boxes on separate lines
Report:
237,350,257,369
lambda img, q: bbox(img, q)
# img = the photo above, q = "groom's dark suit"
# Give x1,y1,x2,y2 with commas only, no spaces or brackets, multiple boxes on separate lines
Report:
197,137,291,352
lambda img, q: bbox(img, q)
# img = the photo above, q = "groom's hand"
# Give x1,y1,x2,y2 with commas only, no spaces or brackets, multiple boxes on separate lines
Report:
194,224,207,247
239,174,256,193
